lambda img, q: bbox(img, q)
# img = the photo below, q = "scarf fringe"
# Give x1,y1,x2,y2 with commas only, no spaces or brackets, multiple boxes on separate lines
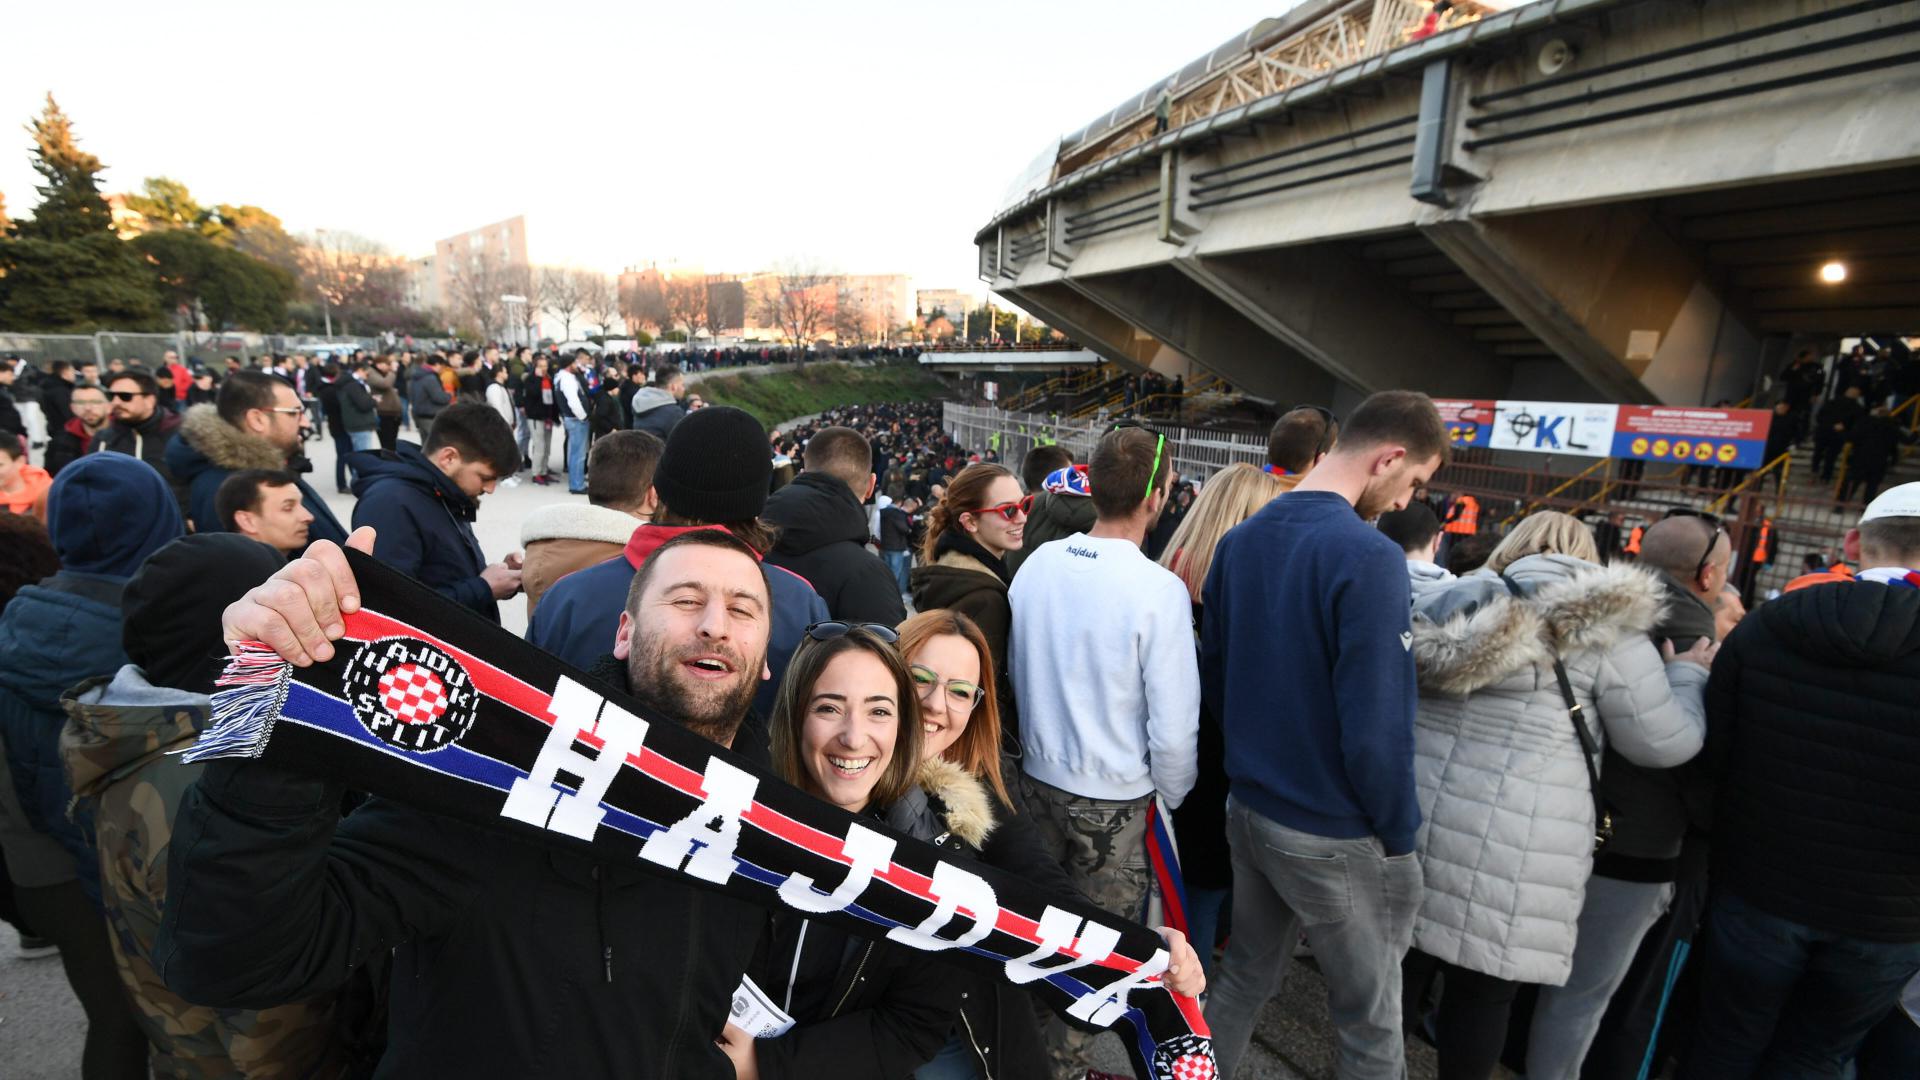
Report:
178,643,293,763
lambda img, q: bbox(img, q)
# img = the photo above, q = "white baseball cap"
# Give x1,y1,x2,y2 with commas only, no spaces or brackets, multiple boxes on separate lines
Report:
1860,482,1920,524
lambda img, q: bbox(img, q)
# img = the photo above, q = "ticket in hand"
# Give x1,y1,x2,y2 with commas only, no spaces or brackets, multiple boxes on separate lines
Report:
729,975,798,1039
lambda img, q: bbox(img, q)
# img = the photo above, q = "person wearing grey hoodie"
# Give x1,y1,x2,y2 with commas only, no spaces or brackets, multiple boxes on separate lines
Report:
628,365,687,441
1377,503,1455,603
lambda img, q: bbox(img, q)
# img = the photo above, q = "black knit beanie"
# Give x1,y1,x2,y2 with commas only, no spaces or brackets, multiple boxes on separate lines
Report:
123,534,288,696
653,407,773,523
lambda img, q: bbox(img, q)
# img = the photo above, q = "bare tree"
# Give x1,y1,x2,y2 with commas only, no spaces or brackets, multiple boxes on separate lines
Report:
447,249,510,342
579,272,620,337
760,260,835,345
619,274,668,334
541,267,587,341
664,277,710,341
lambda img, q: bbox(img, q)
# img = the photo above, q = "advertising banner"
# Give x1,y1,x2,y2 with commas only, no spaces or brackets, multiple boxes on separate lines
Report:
1426,398,1775,470
1483,401,1620,458
1610,406,1774,469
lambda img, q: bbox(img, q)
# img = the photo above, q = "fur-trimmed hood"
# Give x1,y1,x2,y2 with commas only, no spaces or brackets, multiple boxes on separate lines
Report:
1411,553,1666,696
519,503,643,547
173,403,287,471
884,755,997,849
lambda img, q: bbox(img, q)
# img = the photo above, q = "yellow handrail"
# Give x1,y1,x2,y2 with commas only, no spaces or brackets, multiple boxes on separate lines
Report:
1708,452,1792,516
1502,458,1612,525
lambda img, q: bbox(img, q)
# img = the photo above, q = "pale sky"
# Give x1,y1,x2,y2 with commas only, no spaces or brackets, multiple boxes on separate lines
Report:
0,1,1261,296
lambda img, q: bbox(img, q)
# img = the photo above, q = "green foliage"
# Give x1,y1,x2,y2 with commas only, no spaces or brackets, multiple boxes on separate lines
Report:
0,231,166,331
131,228,295,331
694,361,949,429
11,94,115,243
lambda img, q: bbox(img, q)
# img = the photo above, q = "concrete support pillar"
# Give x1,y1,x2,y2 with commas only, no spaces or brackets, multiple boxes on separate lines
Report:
1423,204,1765,404
1173,245,1510,399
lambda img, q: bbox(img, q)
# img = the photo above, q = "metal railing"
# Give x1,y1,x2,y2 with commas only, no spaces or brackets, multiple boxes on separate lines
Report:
942,402,1266,483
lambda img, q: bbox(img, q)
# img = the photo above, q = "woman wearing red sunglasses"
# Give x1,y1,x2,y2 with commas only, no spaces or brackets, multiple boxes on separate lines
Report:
909,463,1028,746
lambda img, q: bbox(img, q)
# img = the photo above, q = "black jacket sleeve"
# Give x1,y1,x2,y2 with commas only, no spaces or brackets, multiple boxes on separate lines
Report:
755,942,961,1080
156,760,482,1008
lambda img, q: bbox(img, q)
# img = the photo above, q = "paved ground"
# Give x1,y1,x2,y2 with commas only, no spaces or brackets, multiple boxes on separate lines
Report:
3,422,1444,1079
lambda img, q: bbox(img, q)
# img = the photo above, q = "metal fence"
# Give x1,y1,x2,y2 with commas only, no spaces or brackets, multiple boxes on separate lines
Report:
0,331,359,369
942,402,1267,483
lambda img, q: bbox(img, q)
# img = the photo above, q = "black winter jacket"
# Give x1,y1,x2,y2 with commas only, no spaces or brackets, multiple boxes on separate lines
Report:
747,791,963,1080
156,662,773,1079
1705,577,1920,940
348,443,496,621
89,408,182,481
1593,572,1716,877
406,366,451,420
887,757,1079,1080
763,473,907,626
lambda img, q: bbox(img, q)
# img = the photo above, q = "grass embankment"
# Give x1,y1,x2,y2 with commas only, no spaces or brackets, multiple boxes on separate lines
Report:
692,361,950,431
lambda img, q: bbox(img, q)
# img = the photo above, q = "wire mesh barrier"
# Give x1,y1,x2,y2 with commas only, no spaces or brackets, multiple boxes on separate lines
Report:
941,402,1267,484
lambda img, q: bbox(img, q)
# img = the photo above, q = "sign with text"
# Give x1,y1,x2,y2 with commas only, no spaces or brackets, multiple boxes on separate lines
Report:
1610,406,1774,469
1483,401,1620,457
1433,399,1498,448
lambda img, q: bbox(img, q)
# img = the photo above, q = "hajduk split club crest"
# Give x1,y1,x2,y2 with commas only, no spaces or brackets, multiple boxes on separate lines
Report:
345,637,480,752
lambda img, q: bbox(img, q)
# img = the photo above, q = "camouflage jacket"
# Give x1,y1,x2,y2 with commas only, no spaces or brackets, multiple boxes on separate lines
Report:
61,666,355,1080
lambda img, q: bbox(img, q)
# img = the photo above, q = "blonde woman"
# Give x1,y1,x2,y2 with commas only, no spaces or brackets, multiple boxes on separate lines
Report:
1155,462,1286,977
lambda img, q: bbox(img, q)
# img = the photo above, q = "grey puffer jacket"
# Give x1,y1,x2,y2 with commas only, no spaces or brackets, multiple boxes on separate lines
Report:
1408,554,1707,985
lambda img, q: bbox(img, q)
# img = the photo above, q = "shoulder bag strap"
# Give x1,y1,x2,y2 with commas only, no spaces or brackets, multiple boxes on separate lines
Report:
1499,573,1612,849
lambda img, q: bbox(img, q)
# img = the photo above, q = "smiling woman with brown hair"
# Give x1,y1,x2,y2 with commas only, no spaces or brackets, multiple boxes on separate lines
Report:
910,463,1027,742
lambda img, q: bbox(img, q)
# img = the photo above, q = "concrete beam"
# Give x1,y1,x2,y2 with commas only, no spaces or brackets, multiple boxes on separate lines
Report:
997,283,1164,373
1422,202,1764,405
1065,266,1341,405
1173,244,1511,399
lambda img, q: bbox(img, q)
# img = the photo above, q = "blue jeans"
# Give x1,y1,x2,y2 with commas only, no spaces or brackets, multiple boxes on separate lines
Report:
1685,890,1920,1078
882,549,911,594
332,431,355,490
349,429,376,452
912,1031,981,1080
1185,885,1231,982
563,418,590,493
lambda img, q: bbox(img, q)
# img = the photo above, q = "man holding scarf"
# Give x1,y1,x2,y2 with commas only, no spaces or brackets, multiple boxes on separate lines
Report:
157,527,782,1077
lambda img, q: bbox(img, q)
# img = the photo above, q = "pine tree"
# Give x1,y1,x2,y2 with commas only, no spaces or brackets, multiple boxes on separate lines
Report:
11,93,115,243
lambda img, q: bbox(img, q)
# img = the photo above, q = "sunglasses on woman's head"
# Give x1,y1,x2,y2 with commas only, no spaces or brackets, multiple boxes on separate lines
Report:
974,494,1034,522
803,621,899,644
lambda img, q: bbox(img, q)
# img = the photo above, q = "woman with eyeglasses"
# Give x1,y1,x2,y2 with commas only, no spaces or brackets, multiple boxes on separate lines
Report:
715,621,963,1080
909,463,1026,744
887,610,1207,1079
1399,511,1718,1080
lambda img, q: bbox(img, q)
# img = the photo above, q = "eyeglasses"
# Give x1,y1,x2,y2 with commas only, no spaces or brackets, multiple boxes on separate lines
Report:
909,664,982,712
974,494,1034,521
1664,508,1726,582
268,407,306,417
803,621,900,644
107,390,151,402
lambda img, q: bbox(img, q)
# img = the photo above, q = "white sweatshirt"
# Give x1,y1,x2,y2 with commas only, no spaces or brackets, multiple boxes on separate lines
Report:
1009,533,1200,807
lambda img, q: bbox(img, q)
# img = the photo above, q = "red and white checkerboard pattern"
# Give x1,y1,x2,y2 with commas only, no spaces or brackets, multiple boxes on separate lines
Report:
378,663,450,726
1167,1055,1214,1080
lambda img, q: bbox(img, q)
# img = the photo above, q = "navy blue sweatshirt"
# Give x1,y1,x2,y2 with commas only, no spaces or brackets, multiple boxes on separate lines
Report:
1200,491,1422,855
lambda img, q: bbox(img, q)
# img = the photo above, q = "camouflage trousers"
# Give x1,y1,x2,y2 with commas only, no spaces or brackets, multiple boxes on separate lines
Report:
1017,773,1151,1079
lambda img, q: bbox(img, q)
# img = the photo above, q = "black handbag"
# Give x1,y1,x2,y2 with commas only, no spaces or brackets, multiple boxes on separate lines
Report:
1500,574,1614,852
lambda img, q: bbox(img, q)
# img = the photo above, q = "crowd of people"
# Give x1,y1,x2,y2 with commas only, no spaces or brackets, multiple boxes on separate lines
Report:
1,353,1917,1080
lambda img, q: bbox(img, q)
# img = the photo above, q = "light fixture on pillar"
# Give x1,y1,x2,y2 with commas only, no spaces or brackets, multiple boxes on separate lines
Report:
1819,261,1848,284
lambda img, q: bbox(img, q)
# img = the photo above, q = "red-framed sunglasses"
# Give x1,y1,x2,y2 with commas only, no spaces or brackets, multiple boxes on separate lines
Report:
974,494,1034,521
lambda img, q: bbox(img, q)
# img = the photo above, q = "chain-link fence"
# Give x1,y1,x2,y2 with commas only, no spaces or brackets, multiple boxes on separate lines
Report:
942,403,1266,483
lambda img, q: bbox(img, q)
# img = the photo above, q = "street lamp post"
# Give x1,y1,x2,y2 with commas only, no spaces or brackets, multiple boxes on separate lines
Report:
501,294,528,348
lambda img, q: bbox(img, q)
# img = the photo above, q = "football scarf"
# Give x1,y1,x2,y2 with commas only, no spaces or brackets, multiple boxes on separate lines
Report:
185,551,1214,1079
